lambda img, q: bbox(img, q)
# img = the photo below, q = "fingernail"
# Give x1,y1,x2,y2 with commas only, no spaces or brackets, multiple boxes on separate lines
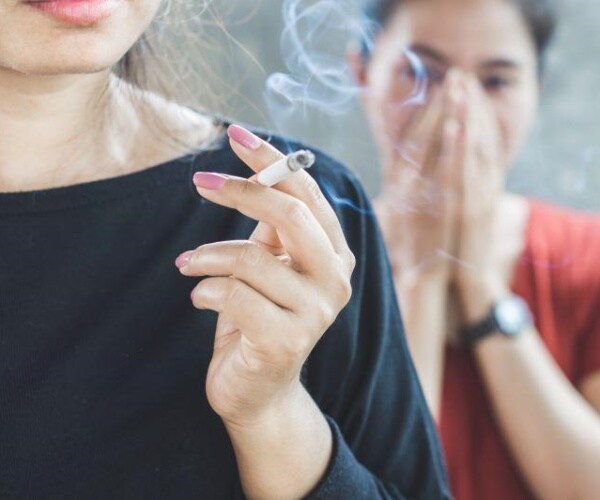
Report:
193,172,228,190
175,250,193,269
227,124,262,150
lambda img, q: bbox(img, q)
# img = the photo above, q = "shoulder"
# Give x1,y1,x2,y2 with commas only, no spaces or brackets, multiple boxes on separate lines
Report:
526,199,600,267
524,198,600,310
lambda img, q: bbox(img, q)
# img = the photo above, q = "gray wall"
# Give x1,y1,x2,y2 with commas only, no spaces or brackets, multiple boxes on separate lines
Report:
198,0,599,211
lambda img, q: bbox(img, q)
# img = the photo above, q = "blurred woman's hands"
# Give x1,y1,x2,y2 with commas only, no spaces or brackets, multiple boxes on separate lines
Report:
375,70,464,288
376,69,514,327
374,71,466,415
451,76,512,323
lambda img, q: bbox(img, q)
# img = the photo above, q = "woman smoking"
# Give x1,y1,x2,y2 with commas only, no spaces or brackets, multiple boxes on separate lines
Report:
0,1,449,498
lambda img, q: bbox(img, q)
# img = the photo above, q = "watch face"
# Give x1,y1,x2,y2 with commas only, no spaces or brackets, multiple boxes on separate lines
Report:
494,296,532,337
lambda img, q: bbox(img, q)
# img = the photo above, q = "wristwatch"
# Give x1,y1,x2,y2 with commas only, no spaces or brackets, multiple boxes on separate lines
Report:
466,294,533,344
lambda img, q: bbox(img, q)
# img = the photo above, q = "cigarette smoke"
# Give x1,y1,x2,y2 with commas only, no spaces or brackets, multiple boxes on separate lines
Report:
264,0,427,134
261,0,466,274
262,0,434,228
265,1,359,117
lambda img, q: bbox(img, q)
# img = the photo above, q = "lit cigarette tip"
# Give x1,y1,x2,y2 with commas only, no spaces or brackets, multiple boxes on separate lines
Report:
289,150,316,172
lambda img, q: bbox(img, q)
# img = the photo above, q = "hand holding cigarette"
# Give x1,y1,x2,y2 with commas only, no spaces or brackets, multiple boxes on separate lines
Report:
175,124,355,431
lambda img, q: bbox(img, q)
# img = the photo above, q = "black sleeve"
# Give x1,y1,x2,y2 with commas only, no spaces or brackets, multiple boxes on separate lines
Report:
302,158,451,500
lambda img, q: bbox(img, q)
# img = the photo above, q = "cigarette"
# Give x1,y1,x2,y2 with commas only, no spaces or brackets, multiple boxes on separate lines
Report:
256,150,316,187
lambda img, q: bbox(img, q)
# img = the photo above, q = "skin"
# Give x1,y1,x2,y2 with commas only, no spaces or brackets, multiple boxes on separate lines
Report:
0,2,355,498
352,0,600,498
180,127,356,498
0,0,211,192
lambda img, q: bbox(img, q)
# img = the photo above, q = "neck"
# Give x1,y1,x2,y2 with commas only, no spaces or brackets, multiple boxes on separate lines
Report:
0,67,137,192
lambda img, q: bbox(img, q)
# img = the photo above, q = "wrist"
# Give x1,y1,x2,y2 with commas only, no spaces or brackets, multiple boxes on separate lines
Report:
222,379,309,436
223,381,333,500
396,265,452,292
457,274,510,324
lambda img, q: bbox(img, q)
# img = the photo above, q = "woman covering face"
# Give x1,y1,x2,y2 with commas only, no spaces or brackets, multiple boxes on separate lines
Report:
0,0,451,499
353,0,600,498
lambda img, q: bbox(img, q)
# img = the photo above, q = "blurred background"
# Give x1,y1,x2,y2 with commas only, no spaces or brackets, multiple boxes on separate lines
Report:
182,0,599,211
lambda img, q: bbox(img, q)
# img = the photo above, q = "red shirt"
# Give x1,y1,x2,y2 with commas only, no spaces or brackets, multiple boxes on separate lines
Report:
440,200,600,499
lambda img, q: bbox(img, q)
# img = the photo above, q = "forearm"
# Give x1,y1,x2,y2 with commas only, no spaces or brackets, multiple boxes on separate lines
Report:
225,381,332,500
474,327,600,499
397,273,448,421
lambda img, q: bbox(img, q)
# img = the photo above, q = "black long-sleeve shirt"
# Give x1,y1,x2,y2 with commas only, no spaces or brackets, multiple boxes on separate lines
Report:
0,129,450,499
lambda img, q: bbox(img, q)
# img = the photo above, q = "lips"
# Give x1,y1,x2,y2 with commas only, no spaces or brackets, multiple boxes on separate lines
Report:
24,0,120,26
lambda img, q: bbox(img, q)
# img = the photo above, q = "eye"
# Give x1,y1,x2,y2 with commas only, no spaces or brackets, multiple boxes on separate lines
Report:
398,64,418,80
482,75,513,91
425,65,445,85
397,62,444,85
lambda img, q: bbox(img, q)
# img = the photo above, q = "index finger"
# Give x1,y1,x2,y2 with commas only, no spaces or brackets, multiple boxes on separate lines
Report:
193,173,335,277
227,125,350,256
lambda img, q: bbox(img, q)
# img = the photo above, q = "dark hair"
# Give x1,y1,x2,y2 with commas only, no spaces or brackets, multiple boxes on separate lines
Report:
362,0,557,68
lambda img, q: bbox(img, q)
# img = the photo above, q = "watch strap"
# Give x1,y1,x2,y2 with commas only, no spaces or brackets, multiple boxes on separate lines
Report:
466,311,500,344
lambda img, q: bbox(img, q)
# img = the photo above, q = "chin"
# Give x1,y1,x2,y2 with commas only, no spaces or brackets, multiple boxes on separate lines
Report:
18,58,119,76
3,41,131,76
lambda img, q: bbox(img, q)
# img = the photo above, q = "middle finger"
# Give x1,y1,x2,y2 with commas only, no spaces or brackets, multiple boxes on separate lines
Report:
192,173,338,277
178,240,308,310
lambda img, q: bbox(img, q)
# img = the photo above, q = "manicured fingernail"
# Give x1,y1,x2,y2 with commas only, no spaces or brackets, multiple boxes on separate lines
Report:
175,250,193,268
227,124,262,150
193,172,228,190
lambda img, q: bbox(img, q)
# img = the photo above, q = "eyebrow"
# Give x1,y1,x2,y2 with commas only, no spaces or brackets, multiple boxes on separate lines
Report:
481,59,522,70
408,44,448,65
407,43,522,70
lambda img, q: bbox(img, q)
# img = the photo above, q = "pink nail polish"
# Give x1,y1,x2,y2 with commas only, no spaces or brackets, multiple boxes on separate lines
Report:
193,172,228,190
175,250,194,268
227,124,262,150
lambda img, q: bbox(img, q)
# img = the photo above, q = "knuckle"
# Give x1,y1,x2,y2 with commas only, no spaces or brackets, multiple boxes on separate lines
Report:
225,279,248,310
340,278,353,306
337,268,352,306
190,246,207,267
233,180,254,208
301,174,324,205
332,260,353,306
314,301,337,330
282,199,310,226
278,332,312,361
235,242,263,273
345,249,357,273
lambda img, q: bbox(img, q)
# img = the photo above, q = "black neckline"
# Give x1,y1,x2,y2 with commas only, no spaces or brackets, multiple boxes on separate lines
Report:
0,136,227,216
